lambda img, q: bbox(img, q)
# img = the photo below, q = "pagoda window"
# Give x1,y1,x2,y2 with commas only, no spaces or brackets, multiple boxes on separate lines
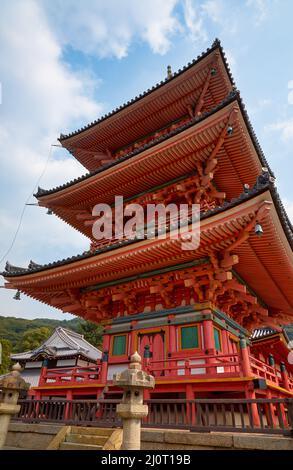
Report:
112,334,127,356
180,325,199,350
213,327,221,352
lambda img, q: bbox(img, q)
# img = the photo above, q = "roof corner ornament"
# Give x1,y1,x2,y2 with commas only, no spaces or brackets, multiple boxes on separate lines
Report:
212,38,221,48
167,65,172,79
28,260,42,270
254,167,275,190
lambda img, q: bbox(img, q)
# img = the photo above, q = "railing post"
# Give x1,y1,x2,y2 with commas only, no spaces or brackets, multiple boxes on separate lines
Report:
143,344,151,372
100,350,109,384
280,362,290,391
240,337,252,377
38,358,48,386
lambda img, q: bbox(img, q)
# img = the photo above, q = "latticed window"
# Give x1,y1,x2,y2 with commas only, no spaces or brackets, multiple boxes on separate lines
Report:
112,335,127,356
180,325,199,349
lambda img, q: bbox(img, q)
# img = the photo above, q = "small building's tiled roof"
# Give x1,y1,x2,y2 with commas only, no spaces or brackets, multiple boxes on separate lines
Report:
250,327,277,339
11,327,101,362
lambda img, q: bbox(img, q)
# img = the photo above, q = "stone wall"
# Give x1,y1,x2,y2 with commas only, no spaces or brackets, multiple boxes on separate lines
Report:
6,423,61,449
141,429,293,450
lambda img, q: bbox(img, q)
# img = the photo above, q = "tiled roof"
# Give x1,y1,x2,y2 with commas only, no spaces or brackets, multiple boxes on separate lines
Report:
59,38,235,142
3,173,292,278
11,327,101,362
35,90,273,198
250,327,277,339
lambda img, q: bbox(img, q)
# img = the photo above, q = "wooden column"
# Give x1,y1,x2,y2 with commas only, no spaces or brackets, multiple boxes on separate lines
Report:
129,321,137,355
186,384,195,425
100,332,110,383
245,388,260,427
64,389,72,420
240,337,252,377
280,362,290,391
38,359,48,386
203,318,216,375
168,316,176,377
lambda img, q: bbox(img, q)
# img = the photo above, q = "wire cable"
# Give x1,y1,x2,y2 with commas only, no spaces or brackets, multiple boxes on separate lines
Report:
0,145,53,265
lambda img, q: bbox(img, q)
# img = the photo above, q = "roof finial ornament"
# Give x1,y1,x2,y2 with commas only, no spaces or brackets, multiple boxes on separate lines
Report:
167,65,172,79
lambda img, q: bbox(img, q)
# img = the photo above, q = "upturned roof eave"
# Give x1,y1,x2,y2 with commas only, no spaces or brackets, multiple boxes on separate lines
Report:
58,39,234,145
4,181,292,280
34,91,274,201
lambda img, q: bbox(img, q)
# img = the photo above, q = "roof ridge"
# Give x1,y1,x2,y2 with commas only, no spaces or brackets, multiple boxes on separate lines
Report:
56,327,88,351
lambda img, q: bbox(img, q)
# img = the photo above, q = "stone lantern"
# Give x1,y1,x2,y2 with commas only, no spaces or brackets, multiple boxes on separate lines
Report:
113,351,155,450
0,363,30,448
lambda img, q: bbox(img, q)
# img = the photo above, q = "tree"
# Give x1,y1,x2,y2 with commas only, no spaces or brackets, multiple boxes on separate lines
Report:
78,320,103,349
17,327,52,351
0,339,12,375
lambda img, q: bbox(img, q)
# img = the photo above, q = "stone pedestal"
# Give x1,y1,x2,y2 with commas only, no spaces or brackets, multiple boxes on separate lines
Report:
113,352,155,450
0,363,30,448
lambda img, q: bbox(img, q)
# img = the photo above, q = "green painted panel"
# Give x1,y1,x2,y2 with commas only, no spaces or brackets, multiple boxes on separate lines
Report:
112,335,127,356
181,326,199,349
214,328,221,351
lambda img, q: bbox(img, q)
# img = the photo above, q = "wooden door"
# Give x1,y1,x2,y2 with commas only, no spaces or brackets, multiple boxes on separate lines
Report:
139,330,165,376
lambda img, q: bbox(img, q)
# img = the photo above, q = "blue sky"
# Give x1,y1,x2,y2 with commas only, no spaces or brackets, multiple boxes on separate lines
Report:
0,0,292,320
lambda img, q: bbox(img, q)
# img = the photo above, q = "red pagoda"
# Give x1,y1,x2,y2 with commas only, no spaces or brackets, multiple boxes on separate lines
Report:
3,39,293,406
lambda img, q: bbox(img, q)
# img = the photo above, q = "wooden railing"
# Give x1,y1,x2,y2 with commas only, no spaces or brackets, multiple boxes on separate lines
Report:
41,365,101,386
144,398,293,435
249,356,280,386
38,353,287,389
146,353,241,378
15,399,120,427
14,398,293,436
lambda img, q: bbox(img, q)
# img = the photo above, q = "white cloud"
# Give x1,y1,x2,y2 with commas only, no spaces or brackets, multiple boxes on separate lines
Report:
266,119,293,142
183,0,208,43
43,0,180,58
246,0,268,26
0,0,100,318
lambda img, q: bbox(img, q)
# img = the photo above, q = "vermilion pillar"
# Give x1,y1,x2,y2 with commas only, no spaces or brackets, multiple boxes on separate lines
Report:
38,359,48,386
280,362,290,391
168,316,176,377
240,337,252,377
203,318,216,375
129,321,137,355
100,332,110,383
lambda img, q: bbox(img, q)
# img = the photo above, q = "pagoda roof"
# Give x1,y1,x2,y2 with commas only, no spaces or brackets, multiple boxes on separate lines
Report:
59,39,234,171
36,91,272,199
3,181,293,326
11,327,101,363
35,93,274,239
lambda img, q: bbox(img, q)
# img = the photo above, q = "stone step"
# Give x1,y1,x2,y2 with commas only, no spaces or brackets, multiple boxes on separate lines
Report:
70,426,112,437
60,442,103,451
66,433,108,446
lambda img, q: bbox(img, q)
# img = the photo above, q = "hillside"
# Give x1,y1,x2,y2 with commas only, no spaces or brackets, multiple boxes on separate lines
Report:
0,315,83,351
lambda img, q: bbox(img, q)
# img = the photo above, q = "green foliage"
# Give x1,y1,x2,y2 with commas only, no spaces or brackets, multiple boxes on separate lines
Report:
0,339,12,374
78,320,103,349
17,326,53,351
0,316,81,351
